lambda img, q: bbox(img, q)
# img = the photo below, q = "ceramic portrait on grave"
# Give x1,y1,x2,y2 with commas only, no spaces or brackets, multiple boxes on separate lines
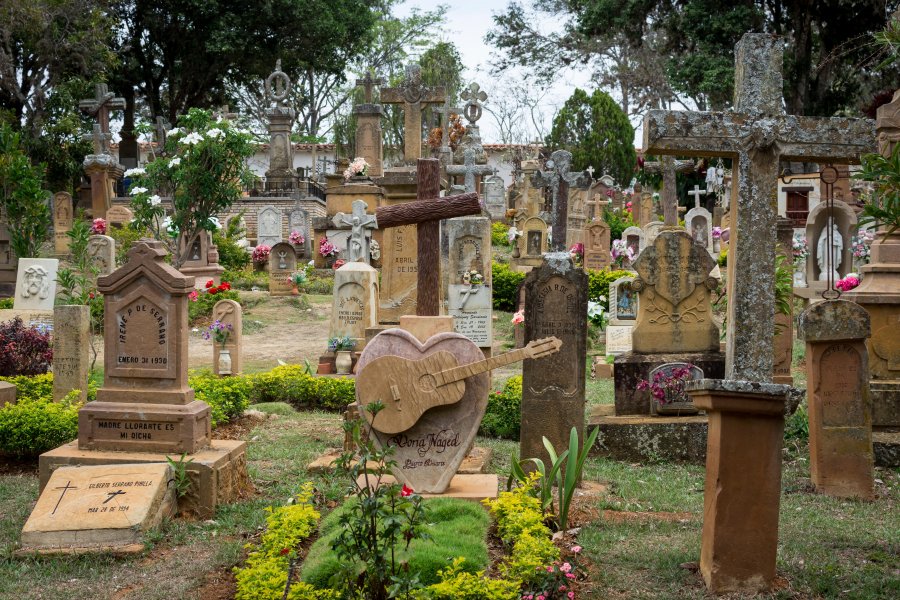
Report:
804,201,857,289
616,282,636,320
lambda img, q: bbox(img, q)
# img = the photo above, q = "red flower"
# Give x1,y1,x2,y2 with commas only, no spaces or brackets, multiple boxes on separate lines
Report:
208,288,217,295
400,484,414,497
280,548,290,555
219,281,231,291
88,292,95,299
205,280,214,289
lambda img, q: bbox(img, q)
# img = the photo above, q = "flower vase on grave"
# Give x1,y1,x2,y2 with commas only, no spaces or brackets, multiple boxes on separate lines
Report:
713,239,721,253
511,244,520,259
218,348,233,376
793,266,807,288
335,350,353,375
643,363,703,416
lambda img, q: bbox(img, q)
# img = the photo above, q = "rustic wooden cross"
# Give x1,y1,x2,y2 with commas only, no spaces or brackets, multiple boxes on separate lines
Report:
355,70,383,104
531,150,585,252
374,159,481,315
381,64,446,163
446,147,495,194
644,33,876,382
79,83,126,137
687,185,707,209
642,156,695,225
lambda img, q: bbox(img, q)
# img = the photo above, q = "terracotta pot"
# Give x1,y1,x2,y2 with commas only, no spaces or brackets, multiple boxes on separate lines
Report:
317,361,333,375
291,285,300,295
335,351,353,375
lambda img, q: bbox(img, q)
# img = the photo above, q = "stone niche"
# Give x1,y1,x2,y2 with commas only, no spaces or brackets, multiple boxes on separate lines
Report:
804,200,857,290
177,231,224,289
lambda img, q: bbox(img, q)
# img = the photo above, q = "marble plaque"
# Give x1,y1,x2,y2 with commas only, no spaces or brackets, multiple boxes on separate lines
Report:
257,205,282,247
448,284,492,347
605,325,633,355
14,258,59,311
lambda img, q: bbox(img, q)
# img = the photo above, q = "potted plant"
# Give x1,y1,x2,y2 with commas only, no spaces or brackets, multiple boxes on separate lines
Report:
637,362,702,416
203,320,234,375
328,334,357,374
290,263,311,295
319,236,338,268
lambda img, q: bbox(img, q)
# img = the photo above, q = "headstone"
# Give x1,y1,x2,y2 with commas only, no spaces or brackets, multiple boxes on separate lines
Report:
178,231,224,289
212,299,242,376
685,204,715,257
289,208,310,258
354,71,385,178
521,253,588,471
798,300,875,499
642,220,666,247
332,199,377,263
804,201,857,290
609,276,638,325
631,230,718,353
583,221,611,270
331,262,379,349
444,216,492,350
87,235,116,276
106,205,134,228
482,174,506,220
518,215,548,263
14,258,59,311
378,223,418,323
268,241,297,296
79,240,211,453
53,192,74,255
257,205,283,247
52,305,91,403
621,226,644,268
21,463,176,552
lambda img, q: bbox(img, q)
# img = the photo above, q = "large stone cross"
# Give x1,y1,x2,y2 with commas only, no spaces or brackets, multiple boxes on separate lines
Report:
82,124,111,156
643,157,694,225
333,199,378,263
446,147,495,194
374,159,481,315
644,33,876,382
531,150,586,252
79,83,125,138
687,185,707,209
460,82,487,126
381,64,446,163
355,70,383,104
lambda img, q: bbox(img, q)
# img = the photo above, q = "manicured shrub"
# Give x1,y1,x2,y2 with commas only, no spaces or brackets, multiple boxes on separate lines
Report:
0,392,81,457
188,282,240,322
213,231,251,271
413,558,520,600
250,365,355,411
491,222,511,247
0,297,12,309
480,376,522,440
0,317,52,376
492,262,526,312
586,268,633,313
190,373,254,427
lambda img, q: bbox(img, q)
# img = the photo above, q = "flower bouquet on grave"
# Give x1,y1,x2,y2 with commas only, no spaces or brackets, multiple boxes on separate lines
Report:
90,218,107,235
836,273,861,292
712,226,723,241
511,309,525,327
791,235,809,268
851,230,874,265
610,239,635,269
569,242,584,267
319,236,338,258
251,244,271,264
202,319,233,349
288,230,305,246
637,363,700,415
343,156,370,181
327,335,356,353
464,270,484,287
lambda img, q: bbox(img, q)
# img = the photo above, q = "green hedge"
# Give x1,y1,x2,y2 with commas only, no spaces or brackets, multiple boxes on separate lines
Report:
586,268,634,312
491,222,511,247
250,365,355,411
492,262,525,312
480,376,522,440
0,391,82,457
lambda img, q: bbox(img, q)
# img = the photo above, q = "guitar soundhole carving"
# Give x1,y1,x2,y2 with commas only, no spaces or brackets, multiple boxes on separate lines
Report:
417,374,438,393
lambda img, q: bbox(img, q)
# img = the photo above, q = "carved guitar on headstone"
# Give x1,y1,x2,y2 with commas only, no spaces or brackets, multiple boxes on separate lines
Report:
357,337,562,434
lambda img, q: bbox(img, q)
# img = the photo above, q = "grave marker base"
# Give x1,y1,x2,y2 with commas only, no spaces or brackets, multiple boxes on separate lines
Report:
355,473,498,502
78,400,211,454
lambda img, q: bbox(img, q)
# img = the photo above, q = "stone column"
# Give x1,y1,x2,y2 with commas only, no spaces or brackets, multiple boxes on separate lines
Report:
52,305,91,403
83,160,122,219
686,379,790,594
355,104,383,178
798,300,875,499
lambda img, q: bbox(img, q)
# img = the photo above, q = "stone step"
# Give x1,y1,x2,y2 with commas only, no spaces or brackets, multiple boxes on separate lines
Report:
588,404,708,463
873,431,900,468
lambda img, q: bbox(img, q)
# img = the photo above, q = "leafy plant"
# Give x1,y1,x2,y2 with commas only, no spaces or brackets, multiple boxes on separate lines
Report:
0,317,52,376
57,218,99,305
491,262,526,311
327,335,356,352
165,452,195,498
491,222,511,247
856,143,900,236
603,206,636,246
0,123,50,258
507,450,568,517
0,392,81,457
480,376,522,439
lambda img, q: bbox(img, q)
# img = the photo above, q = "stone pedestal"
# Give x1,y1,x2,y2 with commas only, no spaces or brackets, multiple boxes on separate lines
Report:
798,300,875,499
354,105,383,178
265,107,298,191
52,305,91,403
686,379,790,595
613,351,726,415
331,262,379,349
314,181,384,268
83,158,123,219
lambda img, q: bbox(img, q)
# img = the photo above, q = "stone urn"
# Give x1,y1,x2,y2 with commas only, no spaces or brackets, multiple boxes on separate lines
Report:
335,351,353,375
647,362,703,416
218,348,233,376
511,243,521,259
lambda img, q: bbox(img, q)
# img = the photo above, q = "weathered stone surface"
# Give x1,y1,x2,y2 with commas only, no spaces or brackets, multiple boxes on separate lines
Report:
873,431,900,467
212,299,242,376
589,405,708,463
268,241,297,296
379,222,418,323
631,230,719,353
256,205,283,247
583,222,611,270
22,463,176,552
521,253,588,471
483,174,506,220
106,205,133,228
53,192,73,255
87,235,116,276
355,110,384,178
14,258,59,311
178,231,224,289
798,299,871,342
0,381,15,406
52,305,91,403
39,440,248,518
614,351,725,415
380,64,445,163
331,262,379,348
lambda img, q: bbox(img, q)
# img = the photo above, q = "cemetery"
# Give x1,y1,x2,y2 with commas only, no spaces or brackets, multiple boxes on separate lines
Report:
0,4,898,599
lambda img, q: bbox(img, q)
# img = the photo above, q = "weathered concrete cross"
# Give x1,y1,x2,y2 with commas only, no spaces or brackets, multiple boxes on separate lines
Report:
531,150,587,252
642,157,694,225
381,64,446,163
82,124,111,156
374,159,481,315
333,199,378,263
79,83,125,138
446,147,495,194
687,185,707,209
355,70,383,104
460,82,487,125
644,33,876,381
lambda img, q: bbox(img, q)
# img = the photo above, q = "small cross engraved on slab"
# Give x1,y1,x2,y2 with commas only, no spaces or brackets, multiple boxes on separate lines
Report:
52,481,78,515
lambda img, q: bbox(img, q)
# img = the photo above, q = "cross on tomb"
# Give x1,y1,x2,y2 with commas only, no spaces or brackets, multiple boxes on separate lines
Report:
687,185,707,209
643,33,876,382
373,158,481,315
213,105,237,120
355,69,384,104
381,64,447,163
332,199,378,262
643,156,695,225
531,150,584,252
52,481,78,515
265,59,291,109
446,147,495,194
103,490,127,504
79,83,125,140
586,165,595,179
82,124,112,156
460,82,487,126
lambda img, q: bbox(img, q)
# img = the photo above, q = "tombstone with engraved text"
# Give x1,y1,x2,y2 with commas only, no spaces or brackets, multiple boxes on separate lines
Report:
268,241,297,296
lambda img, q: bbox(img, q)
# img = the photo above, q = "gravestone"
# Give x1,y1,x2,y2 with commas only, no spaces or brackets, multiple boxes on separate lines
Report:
521,253,588,470
87,235,116,276
257,205,283,247
14,259,59,311
482,174,506,220
516,215,549,268
52,305,91,403
289,208,310,258
378,223,418,323
79,240,211,453
331,262,379,349
583,221,611,270
354,71,385,178
798,300,875,499
804,200,857,291
685,200,715,258
53,192,74,255
268,241,297,296
444,216,493,351
21,463,176,553
178,231,224,289
212,299,242,376
332,199,377,263
264,60,298,190
642,221,666,247
621,226,644,269
106,205,133,229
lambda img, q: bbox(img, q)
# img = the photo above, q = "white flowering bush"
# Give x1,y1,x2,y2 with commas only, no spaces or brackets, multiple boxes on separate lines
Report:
126,108,255,267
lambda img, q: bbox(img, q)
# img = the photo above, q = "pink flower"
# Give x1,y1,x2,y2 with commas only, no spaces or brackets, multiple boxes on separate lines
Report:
568,592,575,599
90,218,107,235
566,573,576,579
188,290,199,302
511,310,525,325
571,545,582,553
626,201,633,208
560,562,572,573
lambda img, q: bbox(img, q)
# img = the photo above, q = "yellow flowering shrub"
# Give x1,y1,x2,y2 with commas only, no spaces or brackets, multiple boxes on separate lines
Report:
413,558,520,600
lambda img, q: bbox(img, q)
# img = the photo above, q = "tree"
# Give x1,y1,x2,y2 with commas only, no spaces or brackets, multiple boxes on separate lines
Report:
545,89,636,185
0,123,50,258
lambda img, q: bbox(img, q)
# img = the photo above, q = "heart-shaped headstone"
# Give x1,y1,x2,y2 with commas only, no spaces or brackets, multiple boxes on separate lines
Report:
355,328,489,493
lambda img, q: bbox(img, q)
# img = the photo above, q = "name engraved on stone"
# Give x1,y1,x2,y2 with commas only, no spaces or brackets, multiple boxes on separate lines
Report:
115,300,169,369
387,429,461,461
819,344,865,427
530,276,579,395
338,296,364,326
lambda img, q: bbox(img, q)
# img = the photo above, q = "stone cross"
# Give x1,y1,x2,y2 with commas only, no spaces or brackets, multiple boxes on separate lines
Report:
374,159,481,315
460,82,487,126
531,150,584,252
642,157,694,225
446,147,495,194
687,185,707,209
79,83,125,138
333,199,378,262
355,70,383,104
82,124,111,156
644,33,876,382
586,165,595,179
213,105,238,120
381,64,447,163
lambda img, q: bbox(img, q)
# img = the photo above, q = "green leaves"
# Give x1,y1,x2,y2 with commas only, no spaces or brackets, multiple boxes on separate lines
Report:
856,144,900,237
0,123,50,258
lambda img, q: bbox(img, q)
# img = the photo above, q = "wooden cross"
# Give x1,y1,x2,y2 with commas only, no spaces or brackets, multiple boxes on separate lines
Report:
79,83,125,137
531,150,583,252
644,33,876,382
687,185,707,209
374,159,481,315
381,64,446,163
82,124,111,155
642,156,694,225
446,147,495,194
355,70,383,104
460,82,487,125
